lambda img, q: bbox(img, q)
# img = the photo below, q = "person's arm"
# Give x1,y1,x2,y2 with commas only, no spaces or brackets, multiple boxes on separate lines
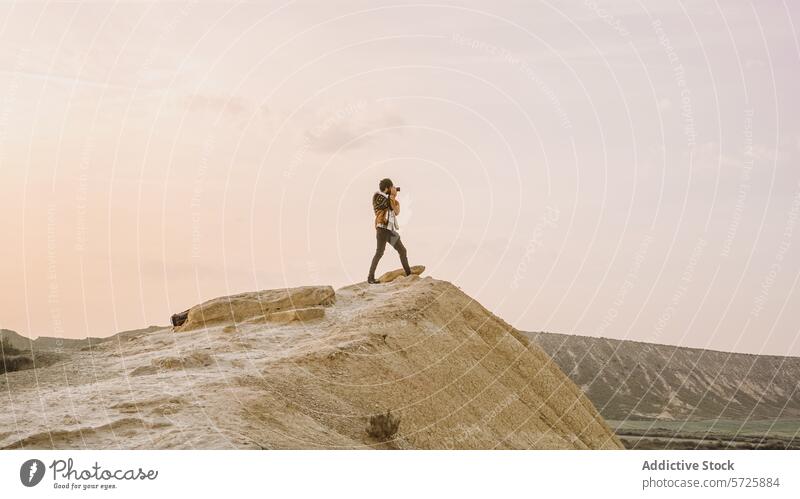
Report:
389,187,400,215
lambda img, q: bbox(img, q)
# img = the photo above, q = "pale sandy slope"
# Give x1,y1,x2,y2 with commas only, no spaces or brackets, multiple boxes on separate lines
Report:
1,276,622,449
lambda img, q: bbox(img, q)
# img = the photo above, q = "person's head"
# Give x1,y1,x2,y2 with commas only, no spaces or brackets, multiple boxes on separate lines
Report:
379,178,393,193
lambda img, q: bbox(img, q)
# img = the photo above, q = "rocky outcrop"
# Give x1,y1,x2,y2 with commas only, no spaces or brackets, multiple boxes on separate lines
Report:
1,278,622,450
1,330,61,373
173,286,335,332
377,265,425,283
1,327,163,352
266,307,326,324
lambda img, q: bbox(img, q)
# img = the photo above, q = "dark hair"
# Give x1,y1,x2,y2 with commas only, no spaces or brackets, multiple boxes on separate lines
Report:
378,178,393,192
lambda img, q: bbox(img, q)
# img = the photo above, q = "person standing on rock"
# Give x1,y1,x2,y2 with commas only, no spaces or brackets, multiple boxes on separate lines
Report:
367,178,412,284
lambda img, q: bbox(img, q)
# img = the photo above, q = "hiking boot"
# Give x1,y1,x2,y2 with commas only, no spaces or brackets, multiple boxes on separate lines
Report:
367,277,379,284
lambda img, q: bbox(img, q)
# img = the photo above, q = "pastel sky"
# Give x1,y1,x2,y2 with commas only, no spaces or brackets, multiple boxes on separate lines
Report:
1,0,799,356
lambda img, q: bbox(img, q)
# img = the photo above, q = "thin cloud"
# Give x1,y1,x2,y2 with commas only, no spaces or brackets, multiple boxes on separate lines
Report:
305,102,406,153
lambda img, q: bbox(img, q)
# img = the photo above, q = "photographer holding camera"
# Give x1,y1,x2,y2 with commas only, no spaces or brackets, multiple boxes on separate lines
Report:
367,178,412,284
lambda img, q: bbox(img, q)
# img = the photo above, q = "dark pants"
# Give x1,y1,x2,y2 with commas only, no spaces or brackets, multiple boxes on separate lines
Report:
368,227,411,280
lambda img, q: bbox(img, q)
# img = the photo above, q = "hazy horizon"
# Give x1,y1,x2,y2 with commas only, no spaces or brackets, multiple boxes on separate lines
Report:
1,0,799,357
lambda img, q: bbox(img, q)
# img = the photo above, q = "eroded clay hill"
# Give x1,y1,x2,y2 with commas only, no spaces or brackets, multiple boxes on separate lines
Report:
1,276,622,449
526,331,800,421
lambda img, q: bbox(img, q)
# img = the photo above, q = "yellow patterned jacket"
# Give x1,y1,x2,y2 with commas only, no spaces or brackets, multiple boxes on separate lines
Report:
372,191,400,230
